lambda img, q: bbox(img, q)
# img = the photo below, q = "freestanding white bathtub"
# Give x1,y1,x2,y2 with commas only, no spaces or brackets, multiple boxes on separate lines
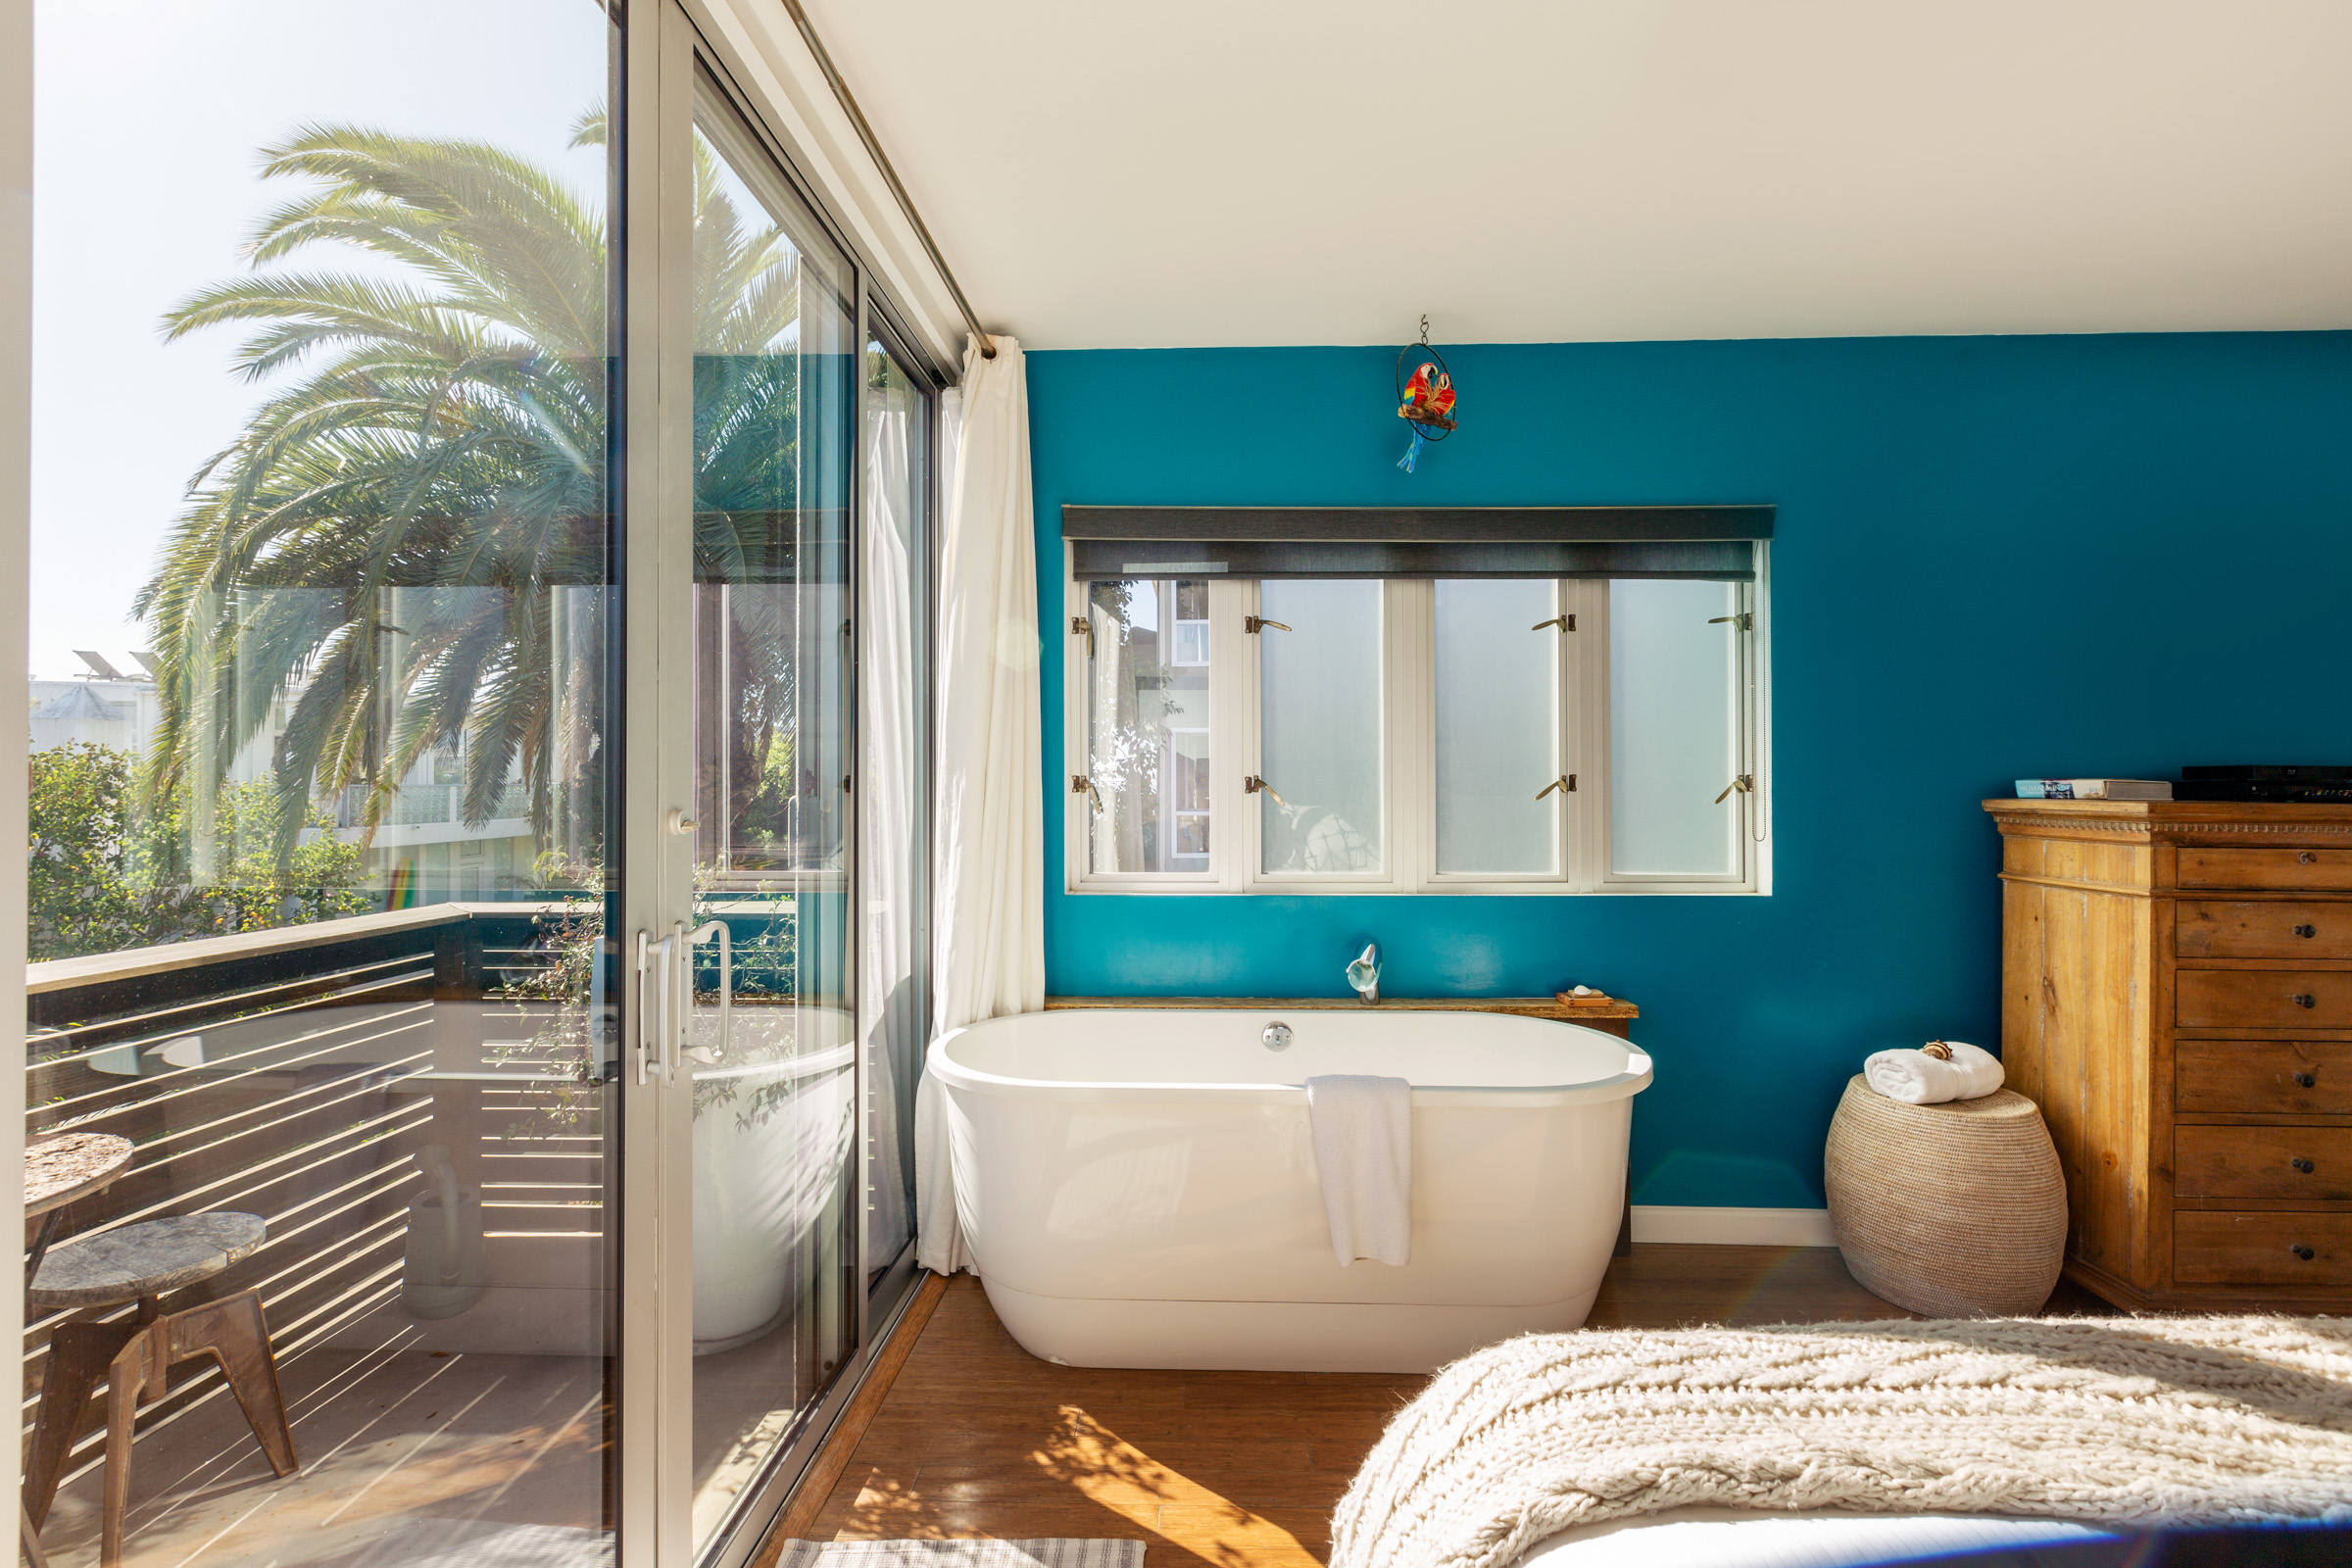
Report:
928,1006,1653,1373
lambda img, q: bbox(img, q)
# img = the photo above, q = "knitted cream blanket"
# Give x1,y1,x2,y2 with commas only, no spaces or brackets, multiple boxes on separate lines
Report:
1330,1315,2352,1568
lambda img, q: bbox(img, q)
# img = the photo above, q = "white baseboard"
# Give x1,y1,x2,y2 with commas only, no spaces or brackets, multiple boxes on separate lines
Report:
1632,1205,1838,1248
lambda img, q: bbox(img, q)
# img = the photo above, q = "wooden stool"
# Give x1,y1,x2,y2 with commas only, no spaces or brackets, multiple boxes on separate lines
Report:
1824,1077,2068,1317
24,1213,297,1568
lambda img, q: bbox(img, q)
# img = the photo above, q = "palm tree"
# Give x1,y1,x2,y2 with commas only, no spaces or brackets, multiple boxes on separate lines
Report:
140,114,814,867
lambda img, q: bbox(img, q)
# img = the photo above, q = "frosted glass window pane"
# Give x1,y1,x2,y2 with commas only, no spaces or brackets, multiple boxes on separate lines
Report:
1435,580,1559,874
1609,580,1741,876
1083,579,1211,872
1259,580,1383,873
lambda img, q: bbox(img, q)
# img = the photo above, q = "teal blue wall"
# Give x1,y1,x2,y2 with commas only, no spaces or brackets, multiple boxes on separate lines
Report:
1027,332,2352,1209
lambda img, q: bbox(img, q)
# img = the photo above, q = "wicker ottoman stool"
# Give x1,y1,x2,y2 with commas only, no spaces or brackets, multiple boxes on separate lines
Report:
1824,1076,2067,1317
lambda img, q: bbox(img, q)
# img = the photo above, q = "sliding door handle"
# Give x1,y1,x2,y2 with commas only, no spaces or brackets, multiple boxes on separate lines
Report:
635,924,687,1084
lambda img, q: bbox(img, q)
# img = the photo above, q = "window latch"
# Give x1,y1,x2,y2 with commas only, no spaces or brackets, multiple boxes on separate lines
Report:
1244,774,1289,806
1244,616,1292,635
1708,612,1754,631
1536,774,1577,800
1070,615,1094,660
1532,615,1576,633
1714,773,1755,805
1071,775,1103,813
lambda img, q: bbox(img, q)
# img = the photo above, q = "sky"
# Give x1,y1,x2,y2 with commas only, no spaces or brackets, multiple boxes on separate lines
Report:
29,0,614,682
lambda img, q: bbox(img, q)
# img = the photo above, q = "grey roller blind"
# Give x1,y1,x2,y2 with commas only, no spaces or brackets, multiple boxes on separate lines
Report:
1062,506,1772,580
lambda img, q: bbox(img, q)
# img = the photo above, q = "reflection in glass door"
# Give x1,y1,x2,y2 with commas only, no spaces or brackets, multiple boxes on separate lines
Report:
681,78,859,1555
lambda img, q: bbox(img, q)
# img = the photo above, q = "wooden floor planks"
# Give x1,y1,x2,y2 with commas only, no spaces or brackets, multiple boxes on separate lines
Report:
762,1244,2113,1567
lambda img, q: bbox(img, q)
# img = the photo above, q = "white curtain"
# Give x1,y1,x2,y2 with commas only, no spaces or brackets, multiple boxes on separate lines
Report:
859,380,916,1259
916,335,1045,1275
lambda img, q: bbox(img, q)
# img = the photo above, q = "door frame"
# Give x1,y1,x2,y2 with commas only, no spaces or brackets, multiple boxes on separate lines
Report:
615,2,696,1564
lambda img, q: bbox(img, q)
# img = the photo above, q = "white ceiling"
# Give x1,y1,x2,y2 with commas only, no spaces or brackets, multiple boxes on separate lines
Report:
804,0,2352,350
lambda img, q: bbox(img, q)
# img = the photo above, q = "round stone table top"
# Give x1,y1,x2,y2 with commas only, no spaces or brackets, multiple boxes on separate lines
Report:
30,1212,269,1310
24,1132,134,1217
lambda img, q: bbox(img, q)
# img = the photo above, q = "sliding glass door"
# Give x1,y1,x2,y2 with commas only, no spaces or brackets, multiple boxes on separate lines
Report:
21,2,936,1562
25,3,626,1565
627,22,938,1568
677,76,860,1556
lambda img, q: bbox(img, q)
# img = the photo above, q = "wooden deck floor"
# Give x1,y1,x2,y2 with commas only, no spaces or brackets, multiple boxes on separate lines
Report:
35,1342,609,1568
770,1247,2112,1567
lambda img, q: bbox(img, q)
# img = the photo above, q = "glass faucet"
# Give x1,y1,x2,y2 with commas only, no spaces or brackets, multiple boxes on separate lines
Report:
1346,942,1382,1005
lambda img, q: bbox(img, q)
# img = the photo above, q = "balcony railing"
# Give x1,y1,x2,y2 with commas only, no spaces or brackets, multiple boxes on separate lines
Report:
22,903,612,1557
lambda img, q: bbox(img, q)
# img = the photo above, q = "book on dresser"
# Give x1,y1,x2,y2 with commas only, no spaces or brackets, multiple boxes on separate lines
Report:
1984,797,2352,1311
2013,778,2174,801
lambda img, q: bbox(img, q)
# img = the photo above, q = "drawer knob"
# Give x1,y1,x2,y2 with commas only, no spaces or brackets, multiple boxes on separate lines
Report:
2301,852,2320,864
2294,1157,2318,1174
2296,924,2319,939
2294,994,2319,1008
2294,1245,2318,1261
2296,1072,2319,1088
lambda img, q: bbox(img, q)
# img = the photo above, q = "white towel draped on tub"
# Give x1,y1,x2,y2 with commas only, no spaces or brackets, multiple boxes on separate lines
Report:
1306,1075,1412,1266
1864,1041,2004,1104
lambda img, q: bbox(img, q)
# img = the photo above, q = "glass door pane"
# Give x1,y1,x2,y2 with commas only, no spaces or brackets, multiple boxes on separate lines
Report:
684,80,858,1554
858,331,930,1304
25,3,625,1563
1435,579,1562,874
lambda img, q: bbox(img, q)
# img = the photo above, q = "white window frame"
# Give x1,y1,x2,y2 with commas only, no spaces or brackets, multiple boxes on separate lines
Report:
1061,546,1771,897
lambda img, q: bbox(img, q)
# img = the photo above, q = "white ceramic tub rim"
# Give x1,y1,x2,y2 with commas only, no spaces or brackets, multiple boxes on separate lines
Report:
929,1009,1654,1109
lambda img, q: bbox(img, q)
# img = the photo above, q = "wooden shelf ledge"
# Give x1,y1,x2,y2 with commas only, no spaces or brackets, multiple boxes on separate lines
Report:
1043,994,1640,1023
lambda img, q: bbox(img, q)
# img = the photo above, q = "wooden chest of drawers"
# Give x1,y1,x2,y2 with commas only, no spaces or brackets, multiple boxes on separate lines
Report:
1984,799,2352,1310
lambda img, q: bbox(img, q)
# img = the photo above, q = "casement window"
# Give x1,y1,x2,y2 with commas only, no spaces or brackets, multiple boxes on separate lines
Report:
1063,508,1771,896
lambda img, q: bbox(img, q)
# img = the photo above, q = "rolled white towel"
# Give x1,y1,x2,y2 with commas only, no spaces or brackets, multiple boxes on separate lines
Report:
1864,1040,2004,1104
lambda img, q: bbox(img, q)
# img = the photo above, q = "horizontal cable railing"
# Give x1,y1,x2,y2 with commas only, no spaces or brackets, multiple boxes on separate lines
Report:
21,902,612,1498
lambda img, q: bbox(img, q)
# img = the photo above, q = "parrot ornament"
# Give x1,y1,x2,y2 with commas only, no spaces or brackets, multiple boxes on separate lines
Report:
1396,361,1457,472
1397,362,1457,427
